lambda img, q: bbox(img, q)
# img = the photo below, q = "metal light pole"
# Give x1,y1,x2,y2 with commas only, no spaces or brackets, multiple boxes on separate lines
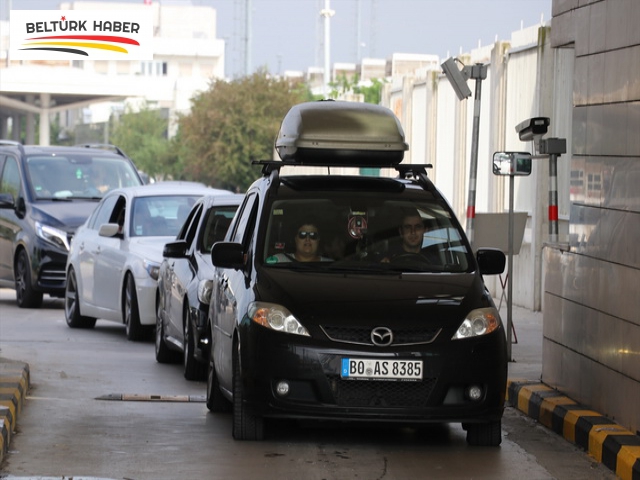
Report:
244,0,252,76
440,58,487,247
320,0,335,99
465,64,487,245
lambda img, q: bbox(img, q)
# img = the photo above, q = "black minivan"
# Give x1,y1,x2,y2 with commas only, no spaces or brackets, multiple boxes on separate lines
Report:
206,101,507,445
0,141,143,307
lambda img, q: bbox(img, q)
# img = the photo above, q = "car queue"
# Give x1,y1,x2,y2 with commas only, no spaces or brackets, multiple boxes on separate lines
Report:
4,101,508,446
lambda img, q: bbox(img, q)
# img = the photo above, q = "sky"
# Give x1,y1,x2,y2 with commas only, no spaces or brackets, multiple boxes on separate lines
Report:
1,0,552,77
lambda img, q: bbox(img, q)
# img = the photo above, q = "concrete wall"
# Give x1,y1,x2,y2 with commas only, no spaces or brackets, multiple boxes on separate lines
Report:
379,23,571,312
376,0,639,434
543,0,640,435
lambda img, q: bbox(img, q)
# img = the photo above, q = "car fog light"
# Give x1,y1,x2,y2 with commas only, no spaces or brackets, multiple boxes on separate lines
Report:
276,381,290,396
465,385,483,402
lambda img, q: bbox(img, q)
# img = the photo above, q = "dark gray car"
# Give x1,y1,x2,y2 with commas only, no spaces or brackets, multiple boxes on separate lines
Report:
0,141,143,307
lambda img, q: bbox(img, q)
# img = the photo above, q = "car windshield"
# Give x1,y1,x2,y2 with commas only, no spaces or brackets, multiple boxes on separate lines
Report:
131,195,200,237
26,154,141,200
262,190,471,273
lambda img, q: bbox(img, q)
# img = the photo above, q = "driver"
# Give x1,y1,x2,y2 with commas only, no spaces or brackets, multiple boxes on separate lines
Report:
382,208,438,263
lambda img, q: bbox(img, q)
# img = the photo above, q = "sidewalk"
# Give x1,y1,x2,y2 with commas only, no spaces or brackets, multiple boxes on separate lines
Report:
1,302,638,479
503,303,640,480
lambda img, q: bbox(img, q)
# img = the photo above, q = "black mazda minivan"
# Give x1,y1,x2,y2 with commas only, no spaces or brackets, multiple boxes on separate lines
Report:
0,141,143,307
206,101,507,445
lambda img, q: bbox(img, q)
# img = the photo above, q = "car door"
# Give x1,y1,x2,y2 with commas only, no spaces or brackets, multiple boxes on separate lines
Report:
74,194,116,309
91,194,127,318
213,192,259,391
0,155,21,283
166,203,203,341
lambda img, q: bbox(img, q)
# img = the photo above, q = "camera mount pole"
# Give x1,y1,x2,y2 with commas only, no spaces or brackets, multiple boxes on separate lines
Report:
539,138,566,244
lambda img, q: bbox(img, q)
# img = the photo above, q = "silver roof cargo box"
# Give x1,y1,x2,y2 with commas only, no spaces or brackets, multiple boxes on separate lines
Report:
275,100,409,166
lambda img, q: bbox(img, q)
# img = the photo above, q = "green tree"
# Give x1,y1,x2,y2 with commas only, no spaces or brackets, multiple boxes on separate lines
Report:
109,102,176,181
328,74,386,105
354,78,386,105
175,71,308,191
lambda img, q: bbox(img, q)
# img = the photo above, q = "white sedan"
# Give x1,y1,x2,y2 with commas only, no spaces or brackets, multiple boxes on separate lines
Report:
64,182,231,340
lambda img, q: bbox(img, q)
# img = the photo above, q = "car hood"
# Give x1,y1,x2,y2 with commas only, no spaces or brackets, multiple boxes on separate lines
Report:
31,201,99,230
256,267,488,325
127,236,174,263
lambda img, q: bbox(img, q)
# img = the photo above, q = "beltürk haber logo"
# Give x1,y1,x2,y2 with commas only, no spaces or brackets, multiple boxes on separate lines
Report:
9,10,153,60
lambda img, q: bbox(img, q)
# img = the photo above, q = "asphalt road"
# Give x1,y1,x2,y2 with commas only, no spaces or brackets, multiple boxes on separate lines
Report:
0,289,617,480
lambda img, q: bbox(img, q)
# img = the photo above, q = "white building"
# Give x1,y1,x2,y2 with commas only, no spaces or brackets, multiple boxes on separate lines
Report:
0,1,225,144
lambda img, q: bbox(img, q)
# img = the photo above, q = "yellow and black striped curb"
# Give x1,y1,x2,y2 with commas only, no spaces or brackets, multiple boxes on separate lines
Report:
507,379,640,480
0,360,30,467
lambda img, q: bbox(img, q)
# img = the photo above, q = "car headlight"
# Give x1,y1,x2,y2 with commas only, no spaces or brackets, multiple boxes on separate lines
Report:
197,279,213,305
248,302,309,337
35,221,70,251
144,259,161,281
452,307,501,340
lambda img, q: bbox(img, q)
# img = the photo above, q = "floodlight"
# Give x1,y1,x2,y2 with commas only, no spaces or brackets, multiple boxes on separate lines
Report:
441,57,472,100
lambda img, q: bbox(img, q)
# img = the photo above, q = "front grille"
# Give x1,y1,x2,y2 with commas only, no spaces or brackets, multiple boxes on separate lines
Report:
39,265,66,287
321,325,441,346
327,374,437,408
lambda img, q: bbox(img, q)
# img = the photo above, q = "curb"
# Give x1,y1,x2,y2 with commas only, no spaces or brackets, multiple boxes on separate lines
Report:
507,379,640,480
0,359,30,468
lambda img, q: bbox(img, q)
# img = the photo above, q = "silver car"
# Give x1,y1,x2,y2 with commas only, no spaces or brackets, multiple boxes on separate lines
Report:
64,182,231,341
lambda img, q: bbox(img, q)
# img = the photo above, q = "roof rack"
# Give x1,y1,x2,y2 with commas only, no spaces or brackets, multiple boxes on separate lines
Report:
74,143,129,158
253,159,428,176
395,164,433,178
0,140,26,156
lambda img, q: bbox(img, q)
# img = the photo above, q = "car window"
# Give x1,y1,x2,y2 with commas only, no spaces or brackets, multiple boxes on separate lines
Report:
0,157,21,200
230,193,257,245
88,194,120,230
131,195,201,237
262,191,470,272
25,155,140,200
182,204,203,245
200,205,238,253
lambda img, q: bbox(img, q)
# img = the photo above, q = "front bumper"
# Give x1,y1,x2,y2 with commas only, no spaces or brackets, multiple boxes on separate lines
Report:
135,275,159,326
32,238,67,295
237,325,508,424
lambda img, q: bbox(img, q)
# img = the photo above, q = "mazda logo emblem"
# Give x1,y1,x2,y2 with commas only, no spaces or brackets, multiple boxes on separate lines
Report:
371,327,393,347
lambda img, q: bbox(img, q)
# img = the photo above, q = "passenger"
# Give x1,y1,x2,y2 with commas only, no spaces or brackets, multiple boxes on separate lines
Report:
382,208,439,263
267,222,332,263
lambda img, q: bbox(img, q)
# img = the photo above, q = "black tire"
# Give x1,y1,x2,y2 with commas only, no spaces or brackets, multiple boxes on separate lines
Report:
15,249,43,309
183,301,207,380
123,274,144,341
155,293,179,363
64,267,97,329
465,420,502,446
206,341,232,413
232,340,264,440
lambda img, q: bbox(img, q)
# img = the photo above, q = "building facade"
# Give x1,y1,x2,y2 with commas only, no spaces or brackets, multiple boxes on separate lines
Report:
0,1,224,144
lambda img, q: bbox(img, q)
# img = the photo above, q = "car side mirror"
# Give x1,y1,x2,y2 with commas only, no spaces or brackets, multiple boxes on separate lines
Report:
211,241,245,270
0,192,15,208
163,240,188,259
98,223,121,238
476,248,506,275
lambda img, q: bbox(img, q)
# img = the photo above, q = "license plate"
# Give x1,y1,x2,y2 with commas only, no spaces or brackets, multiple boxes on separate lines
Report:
341,358,423,381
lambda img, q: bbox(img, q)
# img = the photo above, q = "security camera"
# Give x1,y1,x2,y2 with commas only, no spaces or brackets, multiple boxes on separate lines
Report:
515,117,550,141
441,57,472,101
